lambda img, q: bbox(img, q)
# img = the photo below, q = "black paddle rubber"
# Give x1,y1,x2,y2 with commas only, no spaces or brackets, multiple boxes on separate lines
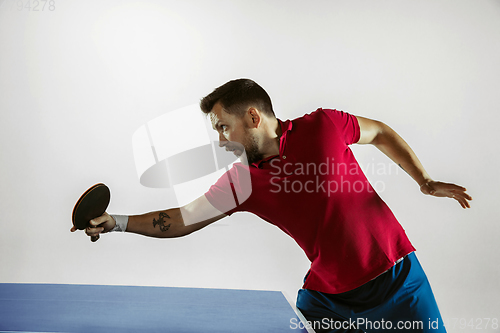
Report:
72,183,110,230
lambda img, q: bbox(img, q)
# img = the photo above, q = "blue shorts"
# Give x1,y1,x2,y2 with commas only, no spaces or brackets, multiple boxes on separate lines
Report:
296,252,446,332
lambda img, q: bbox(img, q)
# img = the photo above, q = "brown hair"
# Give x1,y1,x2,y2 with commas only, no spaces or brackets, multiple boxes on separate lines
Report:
200,78,275,118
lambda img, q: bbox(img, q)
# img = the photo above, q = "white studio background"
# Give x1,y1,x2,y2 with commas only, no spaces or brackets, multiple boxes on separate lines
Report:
1,0,499,327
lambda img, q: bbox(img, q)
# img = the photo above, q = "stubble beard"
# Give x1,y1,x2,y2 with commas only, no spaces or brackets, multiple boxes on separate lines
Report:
241,130,264,165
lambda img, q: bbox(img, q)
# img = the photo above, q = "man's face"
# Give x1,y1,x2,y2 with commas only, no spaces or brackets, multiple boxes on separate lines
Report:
209,102,263,164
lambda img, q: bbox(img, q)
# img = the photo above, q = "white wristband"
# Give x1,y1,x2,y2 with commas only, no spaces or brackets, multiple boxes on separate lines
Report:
110,215,129,232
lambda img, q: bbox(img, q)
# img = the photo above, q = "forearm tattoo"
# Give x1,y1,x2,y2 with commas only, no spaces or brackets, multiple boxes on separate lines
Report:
153,212,171,232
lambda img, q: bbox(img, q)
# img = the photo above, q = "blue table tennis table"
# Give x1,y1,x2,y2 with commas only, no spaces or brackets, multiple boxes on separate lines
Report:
0,283,309,332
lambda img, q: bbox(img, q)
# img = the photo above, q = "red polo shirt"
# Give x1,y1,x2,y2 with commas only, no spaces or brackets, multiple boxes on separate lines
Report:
205,108,415,294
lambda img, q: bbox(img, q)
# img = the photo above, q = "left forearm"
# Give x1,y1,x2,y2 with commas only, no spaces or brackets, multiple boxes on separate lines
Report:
355,116,472,208
372,123,432,186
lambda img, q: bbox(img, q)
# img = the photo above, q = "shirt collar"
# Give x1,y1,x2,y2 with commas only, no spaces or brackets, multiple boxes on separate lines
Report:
252,118,293,168
279,118,293,136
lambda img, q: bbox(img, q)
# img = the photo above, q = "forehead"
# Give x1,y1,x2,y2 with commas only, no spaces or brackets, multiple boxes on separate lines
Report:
209,102,230,128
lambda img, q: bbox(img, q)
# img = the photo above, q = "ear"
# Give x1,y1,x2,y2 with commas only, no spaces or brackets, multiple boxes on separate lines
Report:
246,107,262,129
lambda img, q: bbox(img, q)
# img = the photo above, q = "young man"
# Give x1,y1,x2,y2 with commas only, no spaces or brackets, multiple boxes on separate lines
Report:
73,79,472,332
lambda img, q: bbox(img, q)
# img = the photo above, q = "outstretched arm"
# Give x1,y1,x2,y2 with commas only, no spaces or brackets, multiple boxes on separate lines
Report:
355,115,472,209
71,195,227,241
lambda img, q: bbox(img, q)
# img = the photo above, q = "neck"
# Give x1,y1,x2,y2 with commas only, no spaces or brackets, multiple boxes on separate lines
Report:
260,117,281,159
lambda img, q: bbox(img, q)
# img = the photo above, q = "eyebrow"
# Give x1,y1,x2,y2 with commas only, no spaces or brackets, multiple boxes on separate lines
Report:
213,121,221,131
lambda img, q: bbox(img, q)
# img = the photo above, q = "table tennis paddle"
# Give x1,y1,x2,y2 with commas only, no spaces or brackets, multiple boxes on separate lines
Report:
72,183,110,241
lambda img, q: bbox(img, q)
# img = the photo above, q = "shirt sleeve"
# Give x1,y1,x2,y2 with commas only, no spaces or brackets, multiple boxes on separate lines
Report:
323,109,361,145
204,163,252,216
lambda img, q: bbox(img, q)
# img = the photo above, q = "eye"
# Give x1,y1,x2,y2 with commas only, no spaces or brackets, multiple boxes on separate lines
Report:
221,125,228,131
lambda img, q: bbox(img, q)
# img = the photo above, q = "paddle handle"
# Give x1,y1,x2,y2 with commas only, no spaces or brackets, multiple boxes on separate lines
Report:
90,224,100,242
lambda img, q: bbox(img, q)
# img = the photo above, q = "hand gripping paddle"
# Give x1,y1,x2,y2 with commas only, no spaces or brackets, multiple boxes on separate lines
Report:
72,183,111,241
